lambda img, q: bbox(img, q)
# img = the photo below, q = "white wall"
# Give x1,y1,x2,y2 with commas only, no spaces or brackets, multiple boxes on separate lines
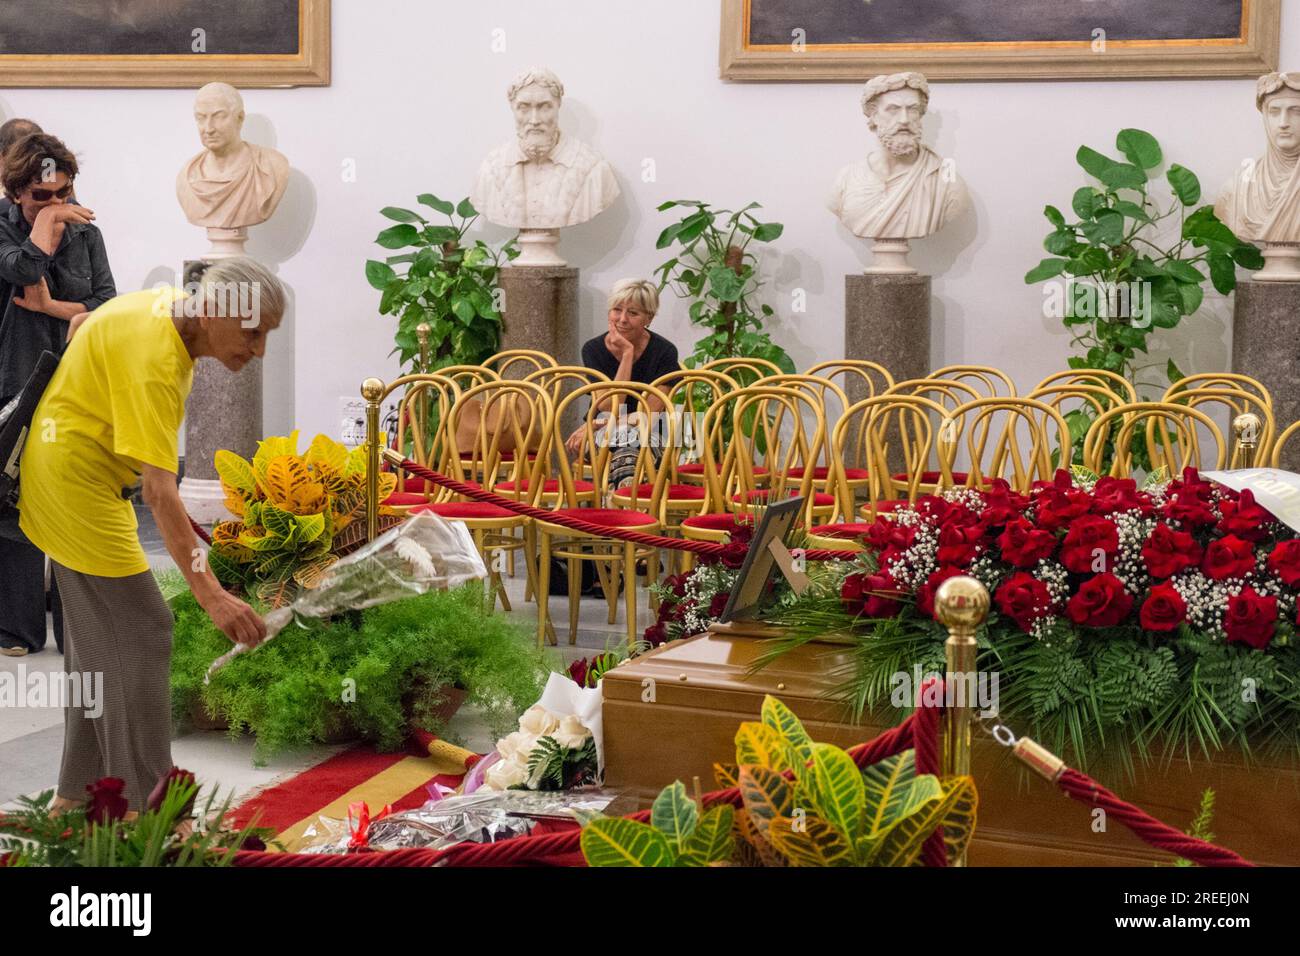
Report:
2,0,1294,444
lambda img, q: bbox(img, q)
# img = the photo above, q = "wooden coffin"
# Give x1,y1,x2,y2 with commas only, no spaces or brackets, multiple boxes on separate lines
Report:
601,630,1300,866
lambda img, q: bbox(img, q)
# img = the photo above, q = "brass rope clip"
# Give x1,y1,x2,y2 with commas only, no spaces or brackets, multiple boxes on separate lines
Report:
976,710,1066,783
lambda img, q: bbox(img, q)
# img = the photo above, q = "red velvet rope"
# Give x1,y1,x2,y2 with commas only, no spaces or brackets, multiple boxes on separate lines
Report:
395,458,862,562
189,515,212,546
1056,768,1253,867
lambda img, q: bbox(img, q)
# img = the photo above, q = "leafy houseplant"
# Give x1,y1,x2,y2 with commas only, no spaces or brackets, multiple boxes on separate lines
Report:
1024,128,1262,394
579,696,976,867
210,431,398,607
653,200,795,378
365,195,518,373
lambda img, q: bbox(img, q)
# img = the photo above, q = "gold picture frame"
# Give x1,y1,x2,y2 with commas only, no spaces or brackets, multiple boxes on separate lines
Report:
721,0,1279,81
0,0,329,88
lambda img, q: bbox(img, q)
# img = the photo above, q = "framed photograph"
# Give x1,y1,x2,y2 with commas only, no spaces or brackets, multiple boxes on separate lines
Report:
0,0,329,88
720,0,1279,81
717,497,808,625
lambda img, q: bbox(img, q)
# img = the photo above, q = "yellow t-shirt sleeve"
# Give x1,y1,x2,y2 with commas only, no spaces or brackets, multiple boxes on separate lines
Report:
110,379,183,473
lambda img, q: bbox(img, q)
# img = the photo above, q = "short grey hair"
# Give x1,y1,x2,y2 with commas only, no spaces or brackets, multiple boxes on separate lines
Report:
197,256,286,328
861,71,930,118
507,67,564,105
607,278,659,318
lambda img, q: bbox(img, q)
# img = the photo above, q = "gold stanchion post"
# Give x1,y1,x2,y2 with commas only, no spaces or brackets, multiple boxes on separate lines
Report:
935,575,988,868
1232,412,1262,469
362,377,386,542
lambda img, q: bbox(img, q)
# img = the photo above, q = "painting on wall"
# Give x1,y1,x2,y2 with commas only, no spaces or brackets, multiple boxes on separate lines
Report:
721,0,1279,81
0,0,329,87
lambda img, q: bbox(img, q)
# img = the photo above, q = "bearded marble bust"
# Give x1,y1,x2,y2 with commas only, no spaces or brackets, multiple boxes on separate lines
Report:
176,82,289,254
470,67,619,232
828,72,968,245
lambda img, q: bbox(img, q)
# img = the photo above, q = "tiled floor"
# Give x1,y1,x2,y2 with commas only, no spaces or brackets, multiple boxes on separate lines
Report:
0,505,654,813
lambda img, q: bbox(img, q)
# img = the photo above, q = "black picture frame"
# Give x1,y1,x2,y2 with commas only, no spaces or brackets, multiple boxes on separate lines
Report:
718,497,805,624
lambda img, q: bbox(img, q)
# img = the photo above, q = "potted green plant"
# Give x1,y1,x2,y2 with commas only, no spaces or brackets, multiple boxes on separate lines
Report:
653,199,795,378
365,195,518,373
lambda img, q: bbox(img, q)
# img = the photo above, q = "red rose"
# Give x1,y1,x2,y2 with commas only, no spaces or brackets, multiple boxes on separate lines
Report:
729,521,756,547
644,622,668,646
239,834,267,852
1091,476,1154,516
1139,582,1186,632
1060,515,1120,574
709,592,730,618
1034,486,1093,531
1066,573,1134,628
866,518,916,554
997,518,1057,568
1201,535,1257,581
85,778,129,826
1141,523,1202,579
1266,539,1300,587
568,657,590,688
662,574,690,598
146,767,197,817
914,495,951,522
980,479,1030,527
1218,490,1274,542
718,541,749,570
1164,482,1217,528
936,521,984,566
1224,587,1278,650
1168,467,1214,499
841,571,903,619
917,566,966,619
995,572,1054,632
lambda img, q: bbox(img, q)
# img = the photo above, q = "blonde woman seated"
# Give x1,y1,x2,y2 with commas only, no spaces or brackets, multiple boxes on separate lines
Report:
564,279,679,487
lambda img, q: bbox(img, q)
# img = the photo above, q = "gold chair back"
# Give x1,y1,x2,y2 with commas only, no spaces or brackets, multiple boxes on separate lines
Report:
1035,369,1137,403
942,397,1072,493
931,364,1018,397
1161,385,1275,468
483,348,558,379
1082,402,1227,476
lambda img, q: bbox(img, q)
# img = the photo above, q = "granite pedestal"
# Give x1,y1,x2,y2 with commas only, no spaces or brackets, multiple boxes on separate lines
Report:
1233,278,1300,470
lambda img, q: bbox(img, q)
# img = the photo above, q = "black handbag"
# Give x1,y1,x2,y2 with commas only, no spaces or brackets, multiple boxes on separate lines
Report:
0,351,59,513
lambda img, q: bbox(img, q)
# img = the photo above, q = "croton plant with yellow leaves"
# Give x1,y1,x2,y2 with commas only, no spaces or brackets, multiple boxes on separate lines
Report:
210,432,399,606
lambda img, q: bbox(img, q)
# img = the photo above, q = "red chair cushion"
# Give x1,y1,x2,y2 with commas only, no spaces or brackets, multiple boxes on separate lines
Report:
785,466,869,480
613,483,707,501
810,522,873,539
731,489,836,507
384,491,431,506
411,502,517,520
547,508,657,528
493,478,594,493
682,513,753,532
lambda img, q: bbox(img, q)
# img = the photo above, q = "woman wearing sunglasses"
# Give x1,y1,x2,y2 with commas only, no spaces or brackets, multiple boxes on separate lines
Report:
0,132,115,658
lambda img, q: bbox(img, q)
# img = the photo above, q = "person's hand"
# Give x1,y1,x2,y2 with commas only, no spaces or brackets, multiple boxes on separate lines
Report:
606,315,635,361
13,278,53,314
200,588,267,647
37,203,94,225
65,312,91,342
565,425,586,459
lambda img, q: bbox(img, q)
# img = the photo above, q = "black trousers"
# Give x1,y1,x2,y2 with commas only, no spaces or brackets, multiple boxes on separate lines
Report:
0,506,63,653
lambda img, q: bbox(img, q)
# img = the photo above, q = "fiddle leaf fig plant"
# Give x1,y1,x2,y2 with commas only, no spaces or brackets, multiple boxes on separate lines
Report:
1024,128,1262,394
366,195,518,373
653,199,795,380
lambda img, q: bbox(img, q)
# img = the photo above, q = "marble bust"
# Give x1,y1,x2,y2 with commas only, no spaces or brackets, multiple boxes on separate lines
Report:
471,67,619,266
828,71,968,273
176,82,289,258
1215,72,1300,280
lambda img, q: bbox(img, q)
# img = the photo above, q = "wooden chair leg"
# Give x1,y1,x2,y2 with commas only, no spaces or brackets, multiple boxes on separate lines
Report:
601,553,619,625
522,523,537,604
536,530,554,647
646,548,660,616
624,540,638,649
567,551,581,646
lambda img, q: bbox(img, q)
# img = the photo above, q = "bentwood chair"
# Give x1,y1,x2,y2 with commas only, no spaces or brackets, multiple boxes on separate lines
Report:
942,397,1072,493
698,356,783,389
1161,383,1277,468
534,381,674,648
483,348,558,379
1026,382,1134,467
805,359,896,404
1082,402,1227,477
383,374,463,510
758,374,855,496
649,368,736,489
930,364,1018,397
410,380,553,612
804,394,956,548
1035,369,1138,404
883,378,984,492
1164,372,1273,412
1269,420,1300,468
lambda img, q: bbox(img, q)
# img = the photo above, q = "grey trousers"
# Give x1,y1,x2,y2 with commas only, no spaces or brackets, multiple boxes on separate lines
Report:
52,562,174,811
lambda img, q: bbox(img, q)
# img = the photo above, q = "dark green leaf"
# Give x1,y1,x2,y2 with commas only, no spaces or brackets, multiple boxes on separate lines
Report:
380,206,425,224
1072,187,1102,219
1044,230,1079,255
1080,210,1125,246
1112,200,1153,223
1208,253,1236,294
365,260,397,291
1232,244,1265,270
752,222,784,242
376,224,420,249
456,198,477,218
1167,359,1185,384
451,297,476,323
1166,165,1202,206
1044,205,1066,229
1098,162,1148,191
1024,258,1068,283
425,225,460,244
1165,261,1204,284
1115,129,1162,170
1076,146,1116,181
418,194,456,216
1177,282,1204,315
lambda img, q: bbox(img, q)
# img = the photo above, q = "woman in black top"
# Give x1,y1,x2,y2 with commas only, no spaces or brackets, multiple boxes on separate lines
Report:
566,278,679,460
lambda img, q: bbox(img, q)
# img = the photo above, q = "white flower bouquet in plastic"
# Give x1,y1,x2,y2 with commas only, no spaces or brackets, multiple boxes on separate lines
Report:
205,512,486,683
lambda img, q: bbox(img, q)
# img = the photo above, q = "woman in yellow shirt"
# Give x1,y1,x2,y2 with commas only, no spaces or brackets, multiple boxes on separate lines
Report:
18,256,284,813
